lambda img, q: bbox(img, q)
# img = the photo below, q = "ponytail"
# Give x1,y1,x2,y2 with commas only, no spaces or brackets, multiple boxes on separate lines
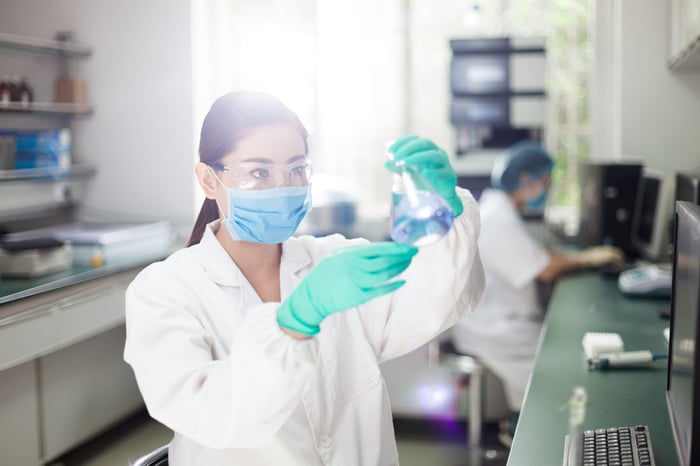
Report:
187,198,220,246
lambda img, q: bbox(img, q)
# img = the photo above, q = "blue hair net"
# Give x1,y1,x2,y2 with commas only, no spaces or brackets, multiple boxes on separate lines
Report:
491,141,554,192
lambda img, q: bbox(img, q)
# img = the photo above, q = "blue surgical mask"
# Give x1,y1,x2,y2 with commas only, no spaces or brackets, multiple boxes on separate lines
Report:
222,186,311,244
526,187,548,209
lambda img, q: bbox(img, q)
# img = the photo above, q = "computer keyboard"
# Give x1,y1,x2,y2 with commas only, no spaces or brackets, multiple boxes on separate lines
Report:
563,424,655,466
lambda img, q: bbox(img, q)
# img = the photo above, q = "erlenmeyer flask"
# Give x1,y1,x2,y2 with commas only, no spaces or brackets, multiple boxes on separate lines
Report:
387,150,454,247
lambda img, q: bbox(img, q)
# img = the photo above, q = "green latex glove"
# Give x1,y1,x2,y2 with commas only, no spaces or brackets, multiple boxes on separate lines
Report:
277,242,418,335
385,135,463,217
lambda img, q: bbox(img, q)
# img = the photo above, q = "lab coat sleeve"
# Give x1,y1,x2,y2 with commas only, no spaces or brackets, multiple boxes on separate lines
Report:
123,264,319,450
479,216,550,289
357,187,485,362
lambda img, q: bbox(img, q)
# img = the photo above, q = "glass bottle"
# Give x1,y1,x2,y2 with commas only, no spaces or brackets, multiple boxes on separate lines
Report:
18,77,33,107
0,76,10,106
386,145,454,247
8,76,20,102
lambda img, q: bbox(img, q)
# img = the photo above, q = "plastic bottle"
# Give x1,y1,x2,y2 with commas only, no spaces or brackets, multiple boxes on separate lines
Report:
386,145,454,247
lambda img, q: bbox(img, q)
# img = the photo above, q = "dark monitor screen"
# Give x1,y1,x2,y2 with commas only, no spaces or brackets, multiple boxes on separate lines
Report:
637,177,660,244
457,175,491,201
450,54,508,95
572,162,642,257
631,169,674,261
667,201,700,466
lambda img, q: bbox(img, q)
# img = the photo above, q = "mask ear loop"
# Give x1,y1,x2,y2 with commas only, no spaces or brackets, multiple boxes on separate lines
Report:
208,166,233,221
208,165,226,188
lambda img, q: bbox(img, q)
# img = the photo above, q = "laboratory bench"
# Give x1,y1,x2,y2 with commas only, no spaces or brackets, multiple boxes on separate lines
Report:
0,253,167,466
508,272,677,465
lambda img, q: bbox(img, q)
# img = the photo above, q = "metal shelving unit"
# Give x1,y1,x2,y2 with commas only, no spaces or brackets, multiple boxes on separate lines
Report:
0,101,92,116
0,31,95,205
0,32,91,58
0,31,93,116
0,164,96,182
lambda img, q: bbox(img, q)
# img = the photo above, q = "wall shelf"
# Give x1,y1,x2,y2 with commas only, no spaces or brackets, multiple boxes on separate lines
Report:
0,164,96,182
0,101,92,116
0,32,91,58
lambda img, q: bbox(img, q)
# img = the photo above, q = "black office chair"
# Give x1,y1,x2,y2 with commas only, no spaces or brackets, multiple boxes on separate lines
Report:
132,444,169,466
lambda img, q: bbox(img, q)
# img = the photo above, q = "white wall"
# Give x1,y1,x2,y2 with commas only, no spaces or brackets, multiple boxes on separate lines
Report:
0,0,197,236
592,0,700,175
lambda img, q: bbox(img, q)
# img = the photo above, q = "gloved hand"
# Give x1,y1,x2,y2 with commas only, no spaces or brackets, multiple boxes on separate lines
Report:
384,135,463,217
277,242,418,335
576,246,626,268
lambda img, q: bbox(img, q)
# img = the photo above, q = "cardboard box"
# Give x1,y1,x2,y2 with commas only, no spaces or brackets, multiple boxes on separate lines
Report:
54,78,87,104
0,129,72,170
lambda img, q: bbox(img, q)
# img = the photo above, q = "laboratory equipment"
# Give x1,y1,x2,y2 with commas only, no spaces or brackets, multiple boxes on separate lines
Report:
448,37,546,156
0,244,71,277
666,201,700,466
564,386,586,465
617,264,672,297
587,351,667,370
582,332,624,359
388,158,454,247
630,168,675,261
557,162,643,258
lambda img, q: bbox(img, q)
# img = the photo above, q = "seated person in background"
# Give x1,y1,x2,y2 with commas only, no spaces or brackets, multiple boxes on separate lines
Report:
451,140,624,448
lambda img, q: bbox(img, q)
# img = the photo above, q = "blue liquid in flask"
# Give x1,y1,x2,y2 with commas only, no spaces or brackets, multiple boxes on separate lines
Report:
391,191,454,247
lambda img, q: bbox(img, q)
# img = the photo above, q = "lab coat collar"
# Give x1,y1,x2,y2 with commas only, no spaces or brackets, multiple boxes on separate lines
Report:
480,188,519,216
198,221,312,288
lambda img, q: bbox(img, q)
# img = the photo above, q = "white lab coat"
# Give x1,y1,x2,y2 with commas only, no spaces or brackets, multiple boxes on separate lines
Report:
452,189,550,411
124,187,484,466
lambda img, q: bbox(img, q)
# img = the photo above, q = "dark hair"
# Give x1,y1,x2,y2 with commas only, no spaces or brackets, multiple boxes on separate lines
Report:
187,91,309,246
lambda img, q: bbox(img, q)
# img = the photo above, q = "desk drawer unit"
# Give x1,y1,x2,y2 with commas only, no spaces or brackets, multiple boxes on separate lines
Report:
0,268,140,371
0,267,145,464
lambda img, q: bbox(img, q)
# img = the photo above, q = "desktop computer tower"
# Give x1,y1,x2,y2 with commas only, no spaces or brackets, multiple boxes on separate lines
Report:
575,162,643,258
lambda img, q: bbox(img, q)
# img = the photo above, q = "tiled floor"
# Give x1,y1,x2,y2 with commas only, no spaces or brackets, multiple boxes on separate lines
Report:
49,411,510,466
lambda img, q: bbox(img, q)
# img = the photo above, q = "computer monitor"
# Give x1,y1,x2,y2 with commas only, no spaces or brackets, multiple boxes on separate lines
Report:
676,172,700,206
631,168,675,261
572,162,642,257
666,201,700,466
456,175,491,201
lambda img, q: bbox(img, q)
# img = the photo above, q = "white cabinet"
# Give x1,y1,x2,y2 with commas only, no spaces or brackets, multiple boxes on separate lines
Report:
39,326,143,461
0,267,146,464
0,269,138,371
0,361,41,466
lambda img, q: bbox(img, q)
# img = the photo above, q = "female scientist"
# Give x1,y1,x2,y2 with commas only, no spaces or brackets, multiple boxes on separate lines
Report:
123,91,485,465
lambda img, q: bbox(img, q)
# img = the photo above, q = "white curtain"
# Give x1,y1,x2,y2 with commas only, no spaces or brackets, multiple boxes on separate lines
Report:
191,0,589,217
192,0,408,214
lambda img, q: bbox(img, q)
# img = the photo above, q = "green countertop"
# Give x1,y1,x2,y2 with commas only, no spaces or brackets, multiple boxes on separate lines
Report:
0,252,169,306
508,272,677,465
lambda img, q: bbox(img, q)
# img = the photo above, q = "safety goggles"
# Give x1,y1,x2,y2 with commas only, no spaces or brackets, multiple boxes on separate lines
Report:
210,159,313,190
